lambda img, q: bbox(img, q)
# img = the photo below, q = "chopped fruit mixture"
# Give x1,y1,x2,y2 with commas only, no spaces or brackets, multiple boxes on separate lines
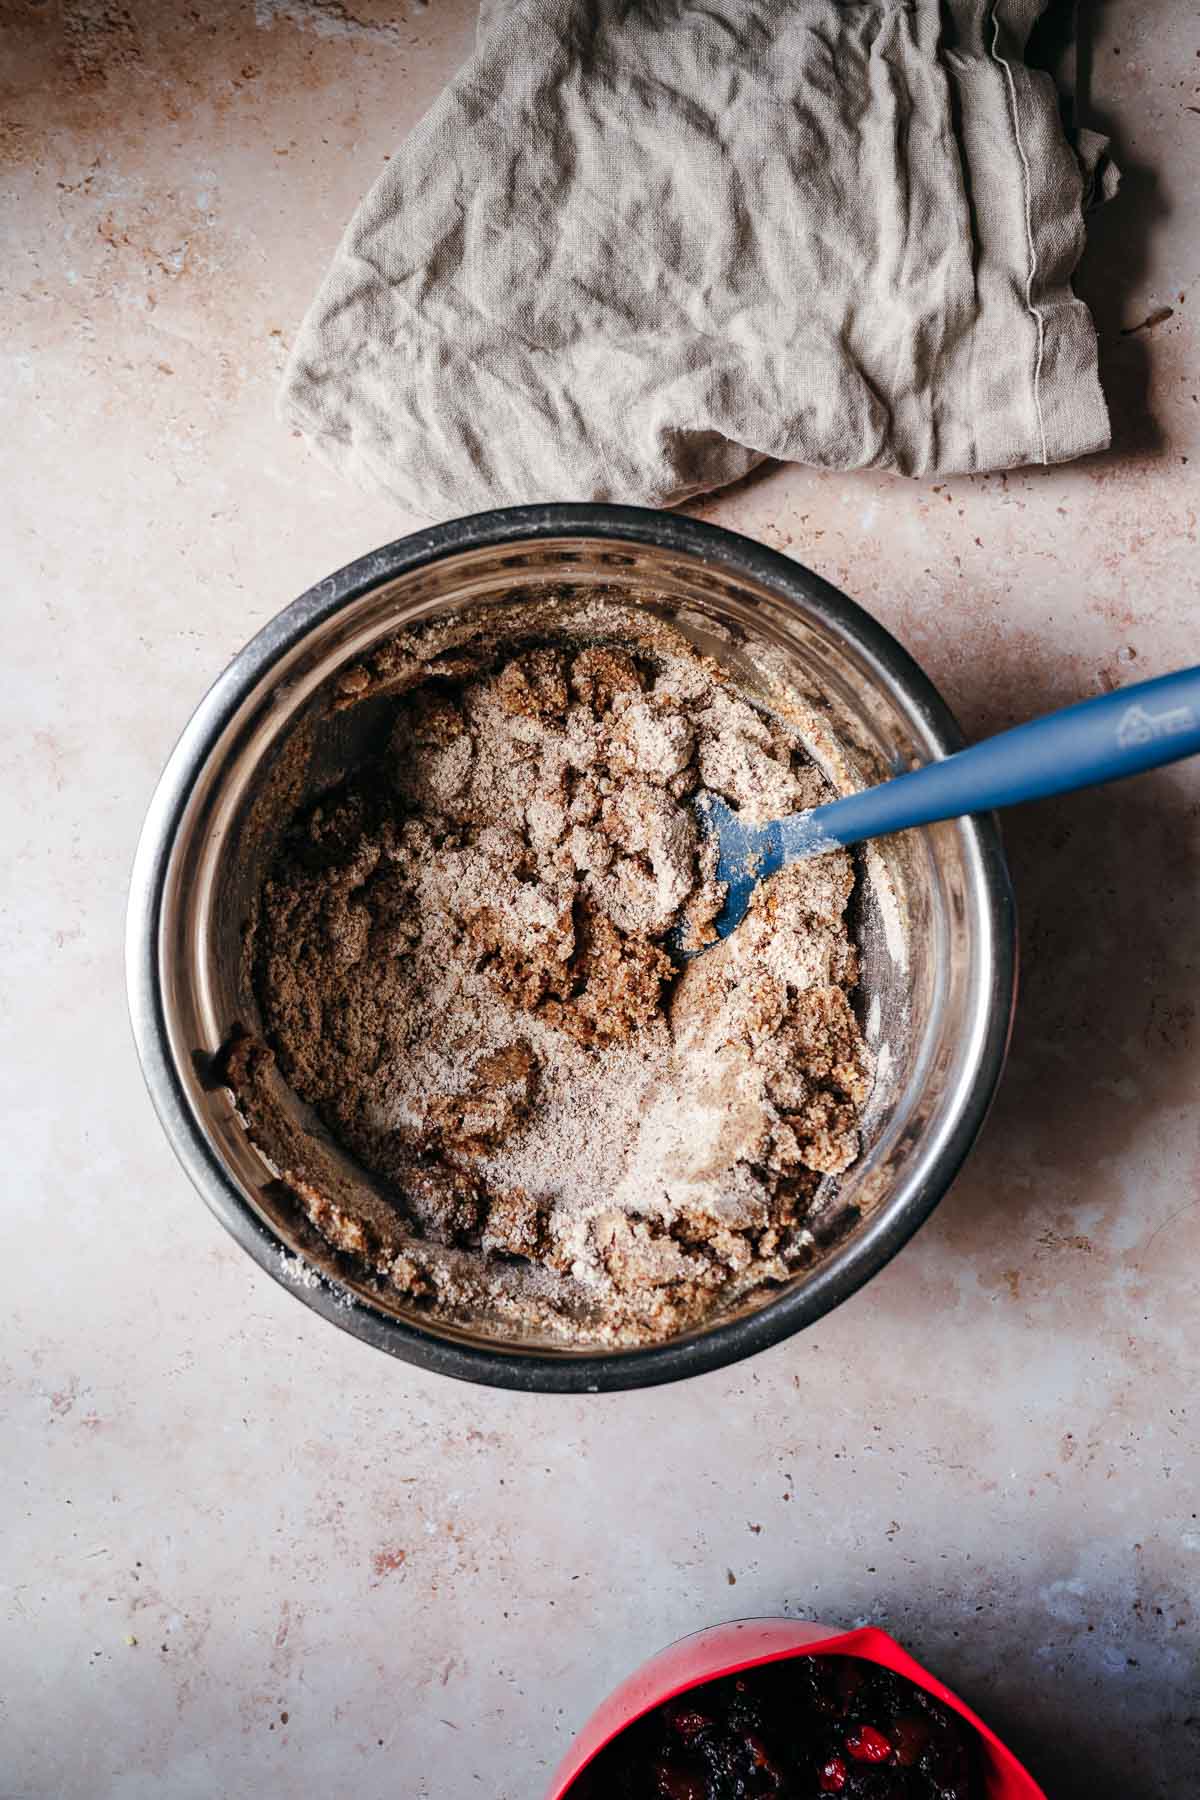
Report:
568,1656,980,1799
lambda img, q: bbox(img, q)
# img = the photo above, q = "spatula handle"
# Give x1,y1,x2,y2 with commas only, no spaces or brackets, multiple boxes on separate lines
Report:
806,664,1200,851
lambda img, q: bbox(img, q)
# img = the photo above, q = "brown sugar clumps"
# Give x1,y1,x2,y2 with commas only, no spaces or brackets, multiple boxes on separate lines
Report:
466,904,576,1013
423,1041,539,1156
481,1187,544,1259
539,904,673,1047
774,986,873,1176
301,1186,374,1259
495,647,569,720
397,1160,485,1244
468,898,672,1048
231,626,876,1348
569,644,644,711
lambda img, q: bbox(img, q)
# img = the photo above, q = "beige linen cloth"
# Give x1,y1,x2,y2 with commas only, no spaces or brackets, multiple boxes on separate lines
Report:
280,0,1114,515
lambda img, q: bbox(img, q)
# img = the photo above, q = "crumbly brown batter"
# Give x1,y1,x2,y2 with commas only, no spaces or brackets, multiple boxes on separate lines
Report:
229,624,873,1347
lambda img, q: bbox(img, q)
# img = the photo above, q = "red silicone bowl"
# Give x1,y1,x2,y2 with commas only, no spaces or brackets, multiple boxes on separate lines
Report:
546,1618,1046,1800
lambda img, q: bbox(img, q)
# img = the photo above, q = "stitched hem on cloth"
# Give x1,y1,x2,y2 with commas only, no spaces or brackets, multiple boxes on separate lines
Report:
986,0,1110,468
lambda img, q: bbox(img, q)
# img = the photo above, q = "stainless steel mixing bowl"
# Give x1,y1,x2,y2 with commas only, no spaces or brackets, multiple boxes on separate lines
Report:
126,504,1015,1390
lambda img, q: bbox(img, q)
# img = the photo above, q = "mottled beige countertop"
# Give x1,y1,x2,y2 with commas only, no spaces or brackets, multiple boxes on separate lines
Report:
2,4,1198,1796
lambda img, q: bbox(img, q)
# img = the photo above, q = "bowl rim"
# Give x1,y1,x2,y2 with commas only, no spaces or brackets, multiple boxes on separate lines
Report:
126,502,1016,1392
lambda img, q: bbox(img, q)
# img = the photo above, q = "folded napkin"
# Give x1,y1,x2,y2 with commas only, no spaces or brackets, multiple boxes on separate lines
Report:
280,0,1114,516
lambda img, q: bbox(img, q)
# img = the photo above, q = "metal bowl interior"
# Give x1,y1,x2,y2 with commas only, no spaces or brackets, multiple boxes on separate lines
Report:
127,505,1015,1391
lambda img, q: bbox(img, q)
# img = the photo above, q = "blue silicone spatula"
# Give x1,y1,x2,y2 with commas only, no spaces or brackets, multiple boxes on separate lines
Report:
687,663,1200,951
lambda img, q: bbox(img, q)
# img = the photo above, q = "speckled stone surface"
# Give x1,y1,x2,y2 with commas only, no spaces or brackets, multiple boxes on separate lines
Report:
2,5,1198,1797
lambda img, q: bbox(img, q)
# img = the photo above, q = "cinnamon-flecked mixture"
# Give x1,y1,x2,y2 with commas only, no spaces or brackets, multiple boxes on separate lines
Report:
228,625,873,1347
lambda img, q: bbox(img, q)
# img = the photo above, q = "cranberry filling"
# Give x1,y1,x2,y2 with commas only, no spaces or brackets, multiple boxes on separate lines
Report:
569,1655,981,1799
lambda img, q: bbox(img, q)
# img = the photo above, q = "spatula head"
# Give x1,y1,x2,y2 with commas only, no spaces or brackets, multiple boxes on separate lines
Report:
674,793,836,958
671,794,780,958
